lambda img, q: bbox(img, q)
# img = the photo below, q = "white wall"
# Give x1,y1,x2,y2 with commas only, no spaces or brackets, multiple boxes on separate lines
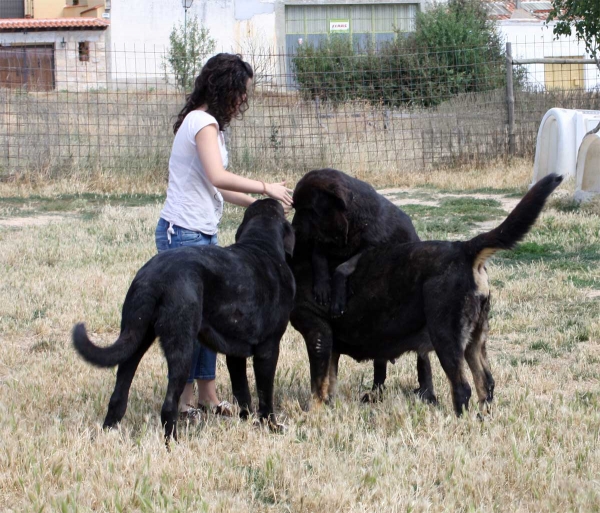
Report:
498,20,600,91
108,0,278,87
107,0,430,86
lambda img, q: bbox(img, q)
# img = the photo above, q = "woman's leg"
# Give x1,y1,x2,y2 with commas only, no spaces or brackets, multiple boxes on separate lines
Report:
156,221,225,414
194,344,219,407
178,344,201,412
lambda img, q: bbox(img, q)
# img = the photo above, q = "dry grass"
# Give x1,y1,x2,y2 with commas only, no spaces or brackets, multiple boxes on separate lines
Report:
1,163,599,512
0,156,533,198
4,82,597,183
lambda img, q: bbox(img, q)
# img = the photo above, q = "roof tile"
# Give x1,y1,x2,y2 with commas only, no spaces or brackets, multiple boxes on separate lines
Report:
485,1,549,21
0,18,109,32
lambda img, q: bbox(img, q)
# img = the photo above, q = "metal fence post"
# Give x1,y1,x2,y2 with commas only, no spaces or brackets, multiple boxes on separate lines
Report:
506,42,516,156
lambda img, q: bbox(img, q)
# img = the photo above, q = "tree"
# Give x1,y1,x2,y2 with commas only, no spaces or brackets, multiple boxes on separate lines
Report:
547,0,600,68
236,35,273,89
163,16,216,92
547,0,600,133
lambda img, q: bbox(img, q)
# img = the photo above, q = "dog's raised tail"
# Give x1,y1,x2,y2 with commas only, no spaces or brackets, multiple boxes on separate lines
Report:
72,323,145,368
466,173,562,268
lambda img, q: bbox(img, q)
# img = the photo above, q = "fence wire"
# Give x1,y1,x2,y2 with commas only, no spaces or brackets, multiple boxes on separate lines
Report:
1,38,599,180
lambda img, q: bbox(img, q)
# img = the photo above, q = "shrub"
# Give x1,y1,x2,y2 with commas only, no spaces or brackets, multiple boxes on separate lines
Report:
292,0,511,107
162,15,216,92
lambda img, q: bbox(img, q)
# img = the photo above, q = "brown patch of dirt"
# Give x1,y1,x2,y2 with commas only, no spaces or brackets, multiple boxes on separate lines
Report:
0,214,72,228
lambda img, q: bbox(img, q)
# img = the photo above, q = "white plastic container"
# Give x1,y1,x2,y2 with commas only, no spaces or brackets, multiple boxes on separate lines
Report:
574,132,600,202
532,108,600,184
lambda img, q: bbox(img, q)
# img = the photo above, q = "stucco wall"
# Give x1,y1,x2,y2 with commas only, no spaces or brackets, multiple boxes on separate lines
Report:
33,0,66,19
108,0,429,85
499,21,600,91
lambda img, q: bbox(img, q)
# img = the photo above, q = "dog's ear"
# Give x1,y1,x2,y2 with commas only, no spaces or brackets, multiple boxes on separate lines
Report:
326,183,354,210
336,211,349,246
283,222,295,258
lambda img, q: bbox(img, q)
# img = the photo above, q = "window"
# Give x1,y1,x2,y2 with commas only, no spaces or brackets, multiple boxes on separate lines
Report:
285,4,418,54
0,0,25,18
78,42,90,62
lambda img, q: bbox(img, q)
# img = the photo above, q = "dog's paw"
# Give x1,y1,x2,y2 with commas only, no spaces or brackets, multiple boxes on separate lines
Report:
329,289,348,318
313,282,331,305
329,298,346,318
252,416,286,434
414,387,438,405
361,387,385,403
268,421,287,434
329,306,345,318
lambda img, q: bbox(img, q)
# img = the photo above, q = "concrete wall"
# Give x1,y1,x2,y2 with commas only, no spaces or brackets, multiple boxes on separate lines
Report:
108,0,429,85
0,30,108,91
105,1,600,90
499,20,600,91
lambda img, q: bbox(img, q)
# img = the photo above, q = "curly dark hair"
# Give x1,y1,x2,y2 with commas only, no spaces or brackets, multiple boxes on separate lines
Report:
173,53,253,134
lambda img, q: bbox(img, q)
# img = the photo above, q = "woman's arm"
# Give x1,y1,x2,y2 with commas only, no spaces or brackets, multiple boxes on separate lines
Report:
196,125,293,205
219,189,255,207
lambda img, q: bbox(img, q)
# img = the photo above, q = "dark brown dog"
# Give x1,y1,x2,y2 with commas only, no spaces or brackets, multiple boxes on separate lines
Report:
291,174,562,413
291,168,436,402
73,199,295,442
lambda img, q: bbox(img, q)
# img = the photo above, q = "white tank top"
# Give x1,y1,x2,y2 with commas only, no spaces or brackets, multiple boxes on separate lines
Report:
160,110,227,235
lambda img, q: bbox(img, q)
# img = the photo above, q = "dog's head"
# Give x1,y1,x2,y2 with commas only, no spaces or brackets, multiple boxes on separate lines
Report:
236,198,295,258
292,169,354,248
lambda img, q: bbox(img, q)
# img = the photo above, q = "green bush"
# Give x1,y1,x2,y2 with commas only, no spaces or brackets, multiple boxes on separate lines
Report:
292,0,511,107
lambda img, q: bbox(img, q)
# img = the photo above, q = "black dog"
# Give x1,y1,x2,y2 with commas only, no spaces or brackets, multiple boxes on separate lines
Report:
291,168,435,402
291,174,562,414
73,199,295,442
292,168,420,315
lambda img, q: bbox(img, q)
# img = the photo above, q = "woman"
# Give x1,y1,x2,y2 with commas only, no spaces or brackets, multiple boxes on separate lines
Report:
155,53,293,420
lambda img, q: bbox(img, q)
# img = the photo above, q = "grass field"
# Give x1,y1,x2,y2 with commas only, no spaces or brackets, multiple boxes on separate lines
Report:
1,160,599,512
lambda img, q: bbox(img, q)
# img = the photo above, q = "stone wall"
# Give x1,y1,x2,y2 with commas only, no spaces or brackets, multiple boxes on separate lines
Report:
0,29,108,91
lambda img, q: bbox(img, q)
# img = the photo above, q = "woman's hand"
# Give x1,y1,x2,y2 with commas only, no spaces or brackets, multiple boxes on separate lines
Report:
282,202,294,216
264,181,294,206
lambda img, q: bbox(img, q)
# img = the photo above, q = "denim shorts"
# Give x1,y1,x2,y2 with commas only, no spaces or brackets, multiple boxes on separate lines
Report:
155,217,218,382
155,217,218,252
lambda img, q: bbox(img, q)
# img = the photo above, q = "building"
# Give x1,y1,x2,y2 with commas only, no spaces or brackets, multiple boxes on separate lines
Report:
486,1,600,90
108,0,428,87
0,0,110,91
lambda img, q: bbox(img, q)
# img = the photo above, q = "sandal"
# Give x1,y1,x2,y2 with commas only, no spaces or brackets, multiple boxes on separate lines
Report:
198,400,234,417
178,404,203,422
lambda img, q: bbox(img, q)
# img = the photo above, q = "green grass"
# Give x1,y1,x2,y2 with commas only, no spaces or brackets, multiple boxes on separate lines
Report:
402,197,507,238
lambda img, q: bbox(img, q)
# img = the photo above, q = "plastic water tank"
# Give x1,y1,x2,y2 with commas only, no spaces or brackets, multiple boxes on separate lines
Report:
532,108,600,184
574,132,600,202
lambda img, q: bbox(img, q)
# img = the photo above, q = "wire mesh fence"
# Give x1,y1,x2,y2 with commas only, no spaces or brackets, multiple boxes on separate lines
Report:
1,37,599,181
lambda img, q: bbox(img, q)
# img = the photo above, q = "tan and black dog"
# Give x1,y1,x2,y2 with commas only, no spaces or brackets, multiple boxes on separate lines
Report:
291,174,562,414
73,199,295,442
291,168,435,403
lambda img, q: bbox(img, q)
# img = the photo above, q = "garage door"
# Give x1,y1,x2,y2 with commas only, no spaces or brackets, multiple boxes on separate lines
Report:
0,45,55,92
285,3,418,54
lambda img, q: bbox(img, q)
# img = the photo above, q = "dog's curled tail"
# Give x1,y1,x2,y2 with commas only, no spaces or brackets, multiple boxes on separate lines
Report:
466,173,562,267
72,323,144,368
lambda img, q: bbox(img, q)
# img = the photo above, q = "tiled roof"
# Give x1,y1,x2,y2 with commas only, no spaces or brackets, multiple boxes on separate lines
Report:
0,18,109,32
485,1,551,21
